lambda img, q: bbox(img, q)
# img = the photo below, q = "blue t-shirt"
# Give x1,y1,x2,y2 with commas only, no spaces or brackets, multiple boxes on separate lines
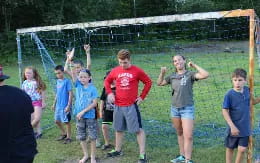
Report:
55,78,72,110
74,80,98,119
222,86,250,137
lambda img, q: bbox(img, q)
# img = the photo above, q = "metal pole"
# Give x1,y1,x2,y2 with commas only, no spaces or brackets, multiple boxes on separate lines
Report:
16,35,22,88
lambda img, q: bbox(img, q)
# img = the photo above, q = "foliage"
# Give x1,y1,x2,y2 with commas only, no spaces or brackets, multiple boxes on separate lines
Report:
0,31,17,65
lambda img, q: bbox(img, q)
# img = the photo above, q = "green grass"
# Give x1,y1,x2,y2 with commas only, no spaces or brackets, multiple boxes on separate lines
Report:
4,49,260,163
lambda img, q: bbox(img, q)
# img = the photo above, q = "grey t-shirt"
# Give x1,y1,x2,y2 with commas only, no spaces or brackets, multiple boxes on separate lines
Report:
165,71,197,108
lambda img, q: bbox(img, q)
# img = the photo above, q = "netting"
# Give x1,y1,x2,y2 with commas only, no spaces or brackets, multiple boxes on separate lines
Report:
17,10,260,162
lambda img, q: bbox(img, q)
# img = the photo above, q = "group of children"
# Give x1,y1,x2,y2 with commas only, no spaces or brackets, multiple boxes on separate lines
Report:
20,44,260,163
21,45,115,163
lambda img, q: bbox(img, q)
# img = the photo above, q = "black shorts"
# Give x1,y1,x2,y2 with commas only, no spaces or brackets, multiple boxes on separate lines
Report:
225,135,249,149
102,110,113,125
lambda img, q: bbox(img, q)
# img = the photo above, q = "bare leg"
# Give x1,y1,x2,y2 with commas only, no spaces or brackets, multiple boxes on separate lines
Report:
31,106,42,128
235,146,247,163
181,119,194,160
136,129,146,155
90,139,97,163
172,117,184,156
56,120,66,135
226,148,234,163
115,131,124,151
102,124,110,145
79,140,89,163
65,122,71,139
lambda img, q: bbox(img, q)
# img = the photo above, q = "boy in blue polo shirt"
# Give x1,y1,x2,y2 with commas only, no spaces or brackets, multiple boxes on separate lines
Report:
222,68,260,163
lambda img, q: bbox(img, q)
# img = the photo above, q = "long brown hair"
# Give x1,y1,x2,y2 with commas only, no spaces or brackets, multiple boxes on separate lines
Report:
23,66,46,93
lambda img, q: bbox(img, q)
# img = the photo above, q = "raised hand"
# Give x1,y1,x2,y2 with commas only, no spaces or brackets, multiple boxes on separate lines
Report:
161,67,167,74
188,61,196,68
84,44,90,54
66,48,75,61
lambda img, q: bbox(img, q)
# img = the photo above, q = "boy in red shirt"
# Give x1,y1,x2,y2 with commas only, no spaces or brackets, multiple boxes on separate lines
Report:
104,49,152,163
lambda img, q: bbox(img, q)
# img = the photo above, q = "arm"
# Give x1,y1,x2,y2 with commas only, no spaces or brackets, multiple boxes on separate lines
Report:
222,109,239,136
65,91,73,113
104,72,115,103
76,99,98,120
52,96,57,111
41,91,47,109
138,69,152,104
99,100,105,118
84,44,91,70
253,97,260,105
64,48,75,78
157,67,168,86
188,61,209,80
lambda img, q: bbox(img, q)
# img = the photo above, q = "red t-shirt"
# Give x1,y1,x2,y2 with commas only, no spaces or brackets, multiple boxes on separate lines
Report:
104,65,152,106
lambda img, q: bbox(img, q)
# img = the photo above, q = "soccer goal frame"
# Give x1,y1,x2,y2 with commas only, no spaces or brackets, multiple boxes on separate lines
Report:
16,9,259,163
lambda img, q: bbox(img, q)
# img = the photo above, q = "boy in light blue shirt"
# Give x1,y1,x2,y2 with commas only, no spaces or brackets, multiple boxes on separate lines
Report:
52,65,72,144
72,68,98,163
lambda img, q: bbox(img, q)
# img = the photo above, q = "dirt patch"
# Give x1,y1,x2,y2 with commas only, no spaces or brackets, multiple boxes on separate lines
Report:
174,41,248,54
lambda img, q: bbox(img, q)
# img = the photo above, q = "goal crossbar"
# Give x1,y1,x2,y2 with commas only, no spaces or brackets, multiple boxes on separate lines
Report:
16,9,255,35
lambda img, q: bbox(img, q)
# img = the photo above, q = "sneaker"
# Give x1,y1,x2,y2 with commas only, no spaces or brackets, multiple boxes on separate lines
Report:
170,155,186,163
107,149,123,157
185,160,194,163
138,154,148,163
101,144,113,150
56,135,66,141
63,138,72,144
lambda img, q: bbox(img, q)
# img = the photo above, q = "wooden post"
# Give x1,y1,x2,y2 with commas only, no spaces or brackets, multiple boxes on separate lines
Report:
248,9,255,163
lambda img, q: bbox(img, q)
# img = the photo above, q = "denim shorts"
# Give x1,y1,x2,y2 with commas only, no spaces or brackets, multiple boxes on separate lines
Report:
170,105,195,120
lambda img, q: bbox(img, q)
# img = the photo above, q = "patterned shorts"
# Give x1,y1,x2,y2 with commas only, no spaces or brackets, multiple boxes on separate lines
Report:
76,118,97,141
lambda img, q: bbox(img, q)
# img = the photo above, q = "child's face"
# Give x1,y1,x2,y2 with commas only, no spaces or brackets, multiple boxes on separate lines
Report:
74,63,83,74
79,71,90,85
55,70,64,79
173,55,186,71
232,76,246,91
25,68,34,80
118,58,131,69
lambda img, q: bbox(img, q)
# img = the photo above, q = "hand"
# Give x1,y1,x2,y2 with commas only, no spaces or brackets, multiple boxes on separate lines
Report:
230,126,240,136
76,111,85,120
66,48,75,61
84,44,90,54
42,102,46,109
64,106,70,113
135,97,143,105
160,67,167,74
107,93,115,104
188,61,196,68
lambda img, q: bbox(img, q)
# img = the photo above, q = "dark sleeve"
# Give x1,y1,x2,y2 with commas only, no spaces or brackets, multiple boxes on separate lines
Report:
100,87,107,101
222,92,231,110
190,71,198,82
0,98,11,162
